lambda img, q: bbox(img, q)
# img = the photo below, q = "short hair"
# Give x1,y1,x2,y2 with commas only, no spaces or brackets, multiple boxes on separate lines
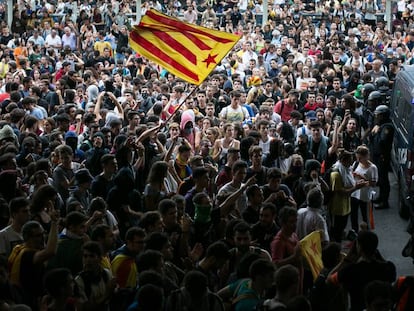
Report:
125,227,145,242
22,220,42,241
56,144,73,156
9,197,29,216
91,224,111,241
192,167,209,180
233,221,251,235
279,206,297,225
205,241,230,259
192,192,209,205
137,250,164,273
306,187,324,209
261,202,277,215
246,184,261,199
82,241,102,257
65,211,88,228
232,160,248,174
100,154,115,166
256,120,269,129
275,264,299,291
249,259,275,280
357,231,378,256
140,211,162,231
178,144,192,153
145,232,169,251
322,242,341,269
158,199,177,216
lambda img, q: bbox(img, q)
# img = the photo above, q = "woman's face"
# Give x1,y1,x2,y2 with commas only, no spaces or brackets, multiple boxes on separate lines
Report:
225,126,234,137
44,120,55,133
202,119,211,130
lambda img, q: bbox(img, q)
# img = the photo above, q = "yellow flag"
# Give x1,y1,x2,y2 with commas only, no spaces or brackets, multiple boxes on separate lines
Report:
300,231,323,280
129,9,241,85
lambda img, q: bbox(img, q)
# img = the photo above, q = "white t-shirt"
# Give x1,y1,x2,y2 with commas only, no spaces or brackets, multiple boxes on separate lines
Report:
0,225,23,257
219,105,249,122
351,162,378,202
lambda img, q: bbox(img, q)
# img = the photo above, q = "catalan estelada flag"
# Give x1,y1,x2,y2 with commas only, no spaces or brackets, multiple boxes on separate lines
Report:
300,231,324,280
129,9,240,85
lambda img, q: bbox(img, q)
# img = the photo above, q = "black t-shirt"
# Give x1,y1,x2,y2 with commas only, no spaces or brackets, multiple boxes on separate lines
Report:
338,260,396,311
251,222,279,253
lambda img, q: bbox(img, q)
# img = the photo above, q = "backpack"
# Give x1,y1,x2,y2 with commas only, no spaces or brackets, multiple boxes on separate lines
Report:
394,276,414,311
229,279,258,311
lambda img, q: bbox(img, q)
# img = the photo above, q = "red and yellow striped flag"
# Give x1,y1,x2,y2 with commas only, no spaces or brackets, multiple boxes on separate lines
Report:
300,231,324,280
129,9,240,85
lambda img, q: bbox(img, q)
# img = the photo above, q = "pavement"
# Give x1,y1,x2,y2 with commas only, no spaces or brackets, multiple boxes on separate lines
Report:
345,172,413,276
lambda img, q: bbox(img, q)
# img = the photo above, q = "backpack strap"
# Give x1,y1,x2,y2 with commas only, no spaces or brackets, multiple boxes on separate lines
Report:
232,279,258,307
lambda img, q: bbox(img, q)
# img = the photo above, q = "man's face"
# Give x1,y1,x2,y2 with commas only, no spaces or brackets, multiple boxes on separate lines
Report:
259,124,268,137
311,127,322,141
333,81,341,90
233,167,247,183
233,81,242,90
127,234,145,254
162,207,178,227
14,205,30,225
206,105,214,116
161,241,174,261
197,93,206,104
289,94,298,104
307,94,316,104
82,250,101,272
234,231,251,253
259,208,274,227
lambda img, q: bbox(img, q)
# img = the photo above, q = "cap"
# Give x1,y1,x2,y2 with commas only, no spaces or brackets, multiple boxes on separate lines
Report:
65,131,78,140
305,110,317,120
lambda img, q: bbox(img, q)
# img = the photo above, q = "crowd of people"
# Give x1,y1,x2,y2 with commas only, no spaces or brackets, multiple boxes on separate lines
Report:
0,0,413,310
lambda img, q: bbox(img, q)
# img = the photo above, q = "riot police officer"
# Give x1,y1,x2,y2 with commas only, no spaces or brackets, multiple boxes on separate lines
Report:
362,90,383,142
370,105,394,209
375,77,391,106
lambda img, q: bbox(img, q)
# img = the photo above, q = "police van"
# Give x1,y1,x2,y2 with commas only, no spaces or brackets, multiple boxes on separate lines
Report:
390,65,414,218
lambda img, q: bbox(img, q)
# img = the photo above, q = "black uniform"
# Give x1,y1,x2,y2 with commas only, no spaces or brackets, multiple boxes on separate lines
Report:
370,119,394,208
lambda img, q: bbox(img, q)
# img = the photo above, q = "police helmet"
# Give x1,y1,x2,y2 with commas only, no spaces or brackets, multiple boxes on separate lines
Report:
374,105,390,114
368,91,382,102
375,77,389,91
362,83,376,98
374,105,390,119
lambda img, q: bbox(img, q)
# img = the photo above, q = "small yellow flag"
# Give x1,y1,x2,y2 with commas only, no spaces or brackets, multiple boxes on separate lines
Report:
129,9,241,85
300,231,323,280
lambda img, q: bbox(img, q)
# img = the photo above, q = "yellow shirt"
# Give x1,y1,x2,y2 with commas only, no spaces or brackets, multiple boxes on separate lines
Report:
94,41,113,57
329,171,351,216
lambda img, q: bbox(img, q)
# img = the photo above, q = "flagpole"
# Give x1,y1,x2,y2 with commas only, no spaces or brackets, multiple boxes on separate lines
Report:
165,84,201,123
